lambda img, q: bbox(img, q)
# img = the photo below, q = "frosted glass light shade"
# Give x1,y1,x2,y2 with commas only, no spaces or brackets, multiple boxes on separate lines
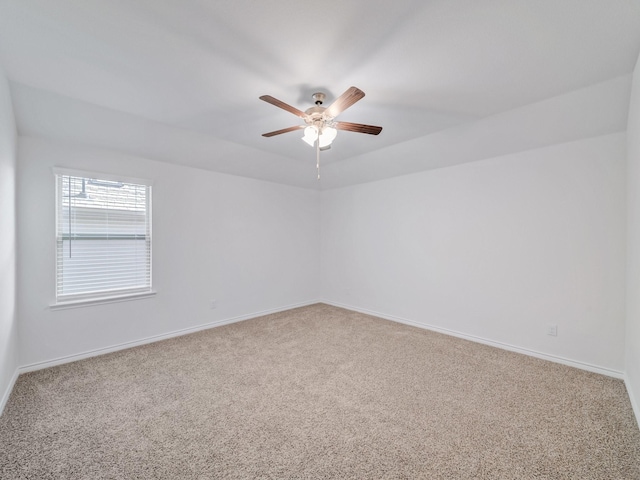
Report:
319,127,337,148
302,126,318,147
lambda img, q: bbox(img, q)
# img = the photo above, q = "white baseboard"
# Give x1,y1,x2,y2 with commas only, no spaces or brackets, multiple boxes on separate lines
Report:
625,374,640,428
0,368,20,416
322,300,625,380
19,300,320,374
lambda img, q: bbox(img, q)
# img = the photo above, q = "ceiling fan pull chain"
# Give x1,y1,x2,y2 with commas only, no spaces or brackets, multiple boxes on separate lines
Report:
316,128,321,179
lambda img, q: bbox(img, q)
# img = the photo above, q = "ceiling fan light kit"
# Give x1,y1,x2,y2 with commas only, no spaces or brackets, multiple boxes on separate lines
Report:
302,125,336,149
260,86,382,179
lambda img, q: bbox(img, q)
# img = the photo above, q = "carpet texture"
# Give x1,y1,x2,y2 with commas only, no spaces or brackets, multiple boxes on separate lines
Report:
1,304,639,479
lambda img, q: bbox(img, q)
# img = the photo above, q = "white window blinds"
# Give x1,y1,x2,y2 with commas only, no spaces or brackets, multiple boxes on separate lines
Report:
55,172,152,303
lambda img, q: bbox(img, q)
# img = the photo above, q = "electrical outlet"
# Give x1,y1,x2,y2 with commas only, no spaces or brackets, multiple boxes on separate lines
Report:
210,299,217,309
547,324,558,336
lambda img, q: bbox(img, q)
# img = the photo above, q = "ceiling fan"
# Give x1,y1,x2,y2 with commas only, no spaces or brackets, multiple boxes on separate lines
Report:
259,86,382,179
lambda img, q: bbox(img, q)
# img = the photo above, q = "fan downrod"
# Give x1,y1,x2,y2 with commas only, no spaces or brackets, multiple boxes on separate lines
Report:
312,92,325,105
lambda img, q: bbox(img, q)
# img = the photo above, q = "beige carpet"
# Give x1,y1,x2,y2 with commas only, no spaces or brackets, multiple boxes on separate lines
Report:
1,303,639,479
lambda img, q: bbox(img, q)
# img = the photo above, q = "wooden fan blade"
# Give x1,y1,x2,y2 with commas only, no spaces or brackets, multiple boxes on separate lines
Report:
335,121,382,135
324,86,365,118
262,125,305,137
259,95,307,118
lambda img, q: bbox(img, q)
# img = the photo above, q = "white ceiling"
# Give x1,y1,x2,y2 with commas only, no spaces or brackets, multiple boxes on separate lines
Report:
1,0,639,189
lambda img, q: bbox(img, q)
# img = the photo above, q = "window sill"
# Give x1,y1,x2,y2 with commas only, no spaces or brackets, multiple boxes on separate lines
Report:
50,291,157,310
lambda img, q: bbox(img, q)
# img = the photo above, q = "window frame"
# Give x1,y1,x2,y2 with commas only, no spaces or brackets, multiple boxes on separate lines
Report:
51,167,155,309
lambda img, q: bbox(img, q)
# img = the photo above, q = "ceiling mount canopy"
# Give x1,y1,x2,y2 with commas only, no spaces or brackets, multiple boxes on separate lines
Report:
260,86,383,179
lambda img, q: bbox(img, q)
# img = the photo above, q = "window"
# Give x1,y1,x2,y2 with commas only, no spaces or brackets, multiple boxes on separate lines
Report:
54,169,152,305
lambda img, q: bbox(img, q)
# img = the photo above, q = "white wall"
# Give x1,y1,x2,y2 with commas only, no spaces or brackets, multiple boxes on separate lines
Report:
0,64,19,412
321,133,627,373
17,137,320,367
626,54,640,420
